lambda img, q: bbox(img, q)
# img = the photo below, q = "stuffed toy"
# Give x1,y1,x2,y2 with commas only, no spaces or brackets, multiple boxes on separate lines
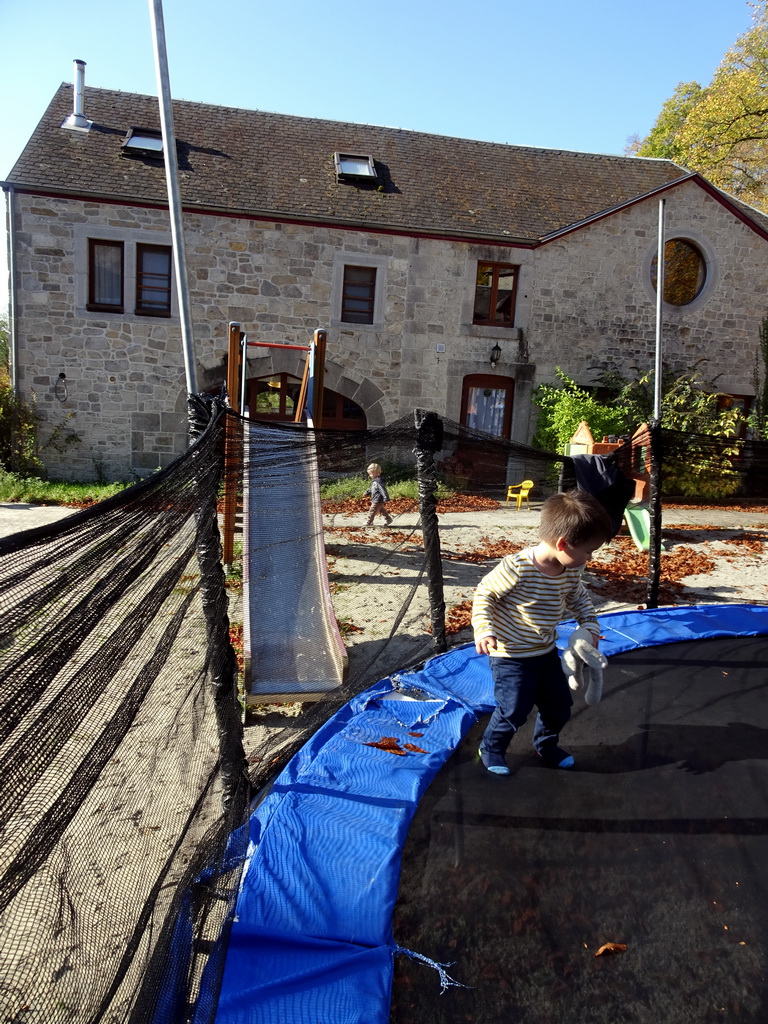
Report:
562,627,608,705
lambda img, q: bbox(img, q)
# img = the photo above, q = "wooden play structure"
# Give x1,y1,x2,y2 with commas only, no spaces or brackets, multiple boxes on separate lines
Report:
221,324,328,564
566,420,653,549
566,420,652,503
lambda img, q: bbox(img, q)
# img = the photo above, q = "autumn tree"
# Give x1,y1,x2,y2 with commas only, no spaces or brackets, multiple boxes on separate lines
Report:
630,1,768,212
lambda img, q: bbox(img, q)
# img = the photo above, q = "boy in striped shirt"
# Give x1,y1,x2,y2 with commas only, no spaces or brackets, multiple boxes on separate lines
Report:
472,490,612,775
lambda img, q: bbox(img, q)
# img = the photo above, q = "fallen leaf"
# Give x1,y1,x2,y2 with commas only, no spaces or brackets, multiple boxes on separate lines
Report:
365,736,408,756
403,742,427,753
595,942,628,957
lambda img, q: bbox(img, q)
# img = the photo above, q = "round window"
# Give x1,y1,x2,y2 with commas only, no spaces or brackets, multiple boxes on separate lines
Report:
650,238,706,306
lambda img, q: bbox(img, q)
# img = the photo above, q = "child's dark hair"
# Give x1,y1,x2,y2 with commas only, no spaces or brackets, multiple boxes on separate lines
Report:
539,490,613,546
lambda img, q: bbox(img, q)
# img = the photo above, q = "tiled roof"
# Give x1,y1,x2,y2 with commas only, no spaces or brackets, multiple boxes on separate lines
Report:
1,83,727,242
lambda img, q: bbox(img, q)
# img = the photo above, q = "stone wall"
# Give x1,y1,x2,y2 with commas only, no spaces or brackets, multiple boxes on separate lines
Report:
10,179,767,480
529,180,768,395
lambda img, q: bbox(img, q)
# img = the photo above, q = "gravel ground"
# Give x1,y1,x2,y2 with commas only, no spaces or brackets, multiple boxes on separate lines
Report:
3,497,766,701
324,501,768,676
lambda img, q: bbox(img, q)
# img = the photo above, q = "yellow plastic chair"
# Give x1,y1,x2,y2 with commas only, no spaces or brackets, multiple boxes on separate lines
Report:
505,479,534,510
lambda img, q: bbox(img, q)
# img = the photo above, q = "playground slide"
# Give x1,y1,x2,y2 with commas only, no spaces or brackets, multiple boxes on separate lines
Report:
624,504,651,551
242,422,347,705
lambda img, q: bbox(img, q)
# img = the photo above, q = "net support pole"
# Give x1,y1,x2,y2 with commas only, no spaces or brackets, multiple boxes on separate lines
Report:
188,394,249,812
653,197,666,421
311,329,327,427
221,321,242,567
414,410,447,653
646,420,663,609
647,197,666,609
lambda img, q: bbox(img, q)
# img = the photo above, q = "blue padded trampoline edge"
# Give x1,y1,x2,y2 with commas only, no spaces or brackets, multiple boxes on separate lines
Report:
212,603,768,1023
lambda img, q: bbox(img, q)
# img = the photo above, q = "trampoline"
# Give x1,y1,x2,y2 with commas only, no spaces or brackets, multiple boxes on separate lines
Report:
214,604,768,1023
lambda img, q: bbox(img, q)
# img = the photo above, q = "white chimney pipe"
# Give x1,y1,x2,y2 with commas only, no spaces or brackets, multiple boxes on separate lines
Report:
61,59,92,131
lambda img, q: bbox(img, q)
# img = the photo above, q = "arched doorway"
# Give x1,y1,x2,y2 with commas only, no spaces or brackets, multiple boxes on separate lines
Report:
248,373,367,430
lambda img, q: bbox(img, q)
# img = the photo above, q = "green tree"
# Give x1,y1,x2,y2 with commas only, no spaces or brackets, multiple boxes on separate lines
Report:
626,82,703,164
0,315,42,475
533,366,746,497
630,2,768,212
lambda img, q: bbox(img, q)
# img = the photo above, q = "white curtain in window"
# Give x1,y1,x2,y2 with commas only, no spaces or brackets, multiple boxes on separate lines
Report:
466,386,506,436
93,244,122,305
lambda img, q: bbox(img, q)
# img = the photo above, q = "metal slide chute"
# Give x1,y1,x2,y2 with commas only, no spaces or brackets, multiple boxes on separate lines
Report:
221,324,346,707
241,420,347,705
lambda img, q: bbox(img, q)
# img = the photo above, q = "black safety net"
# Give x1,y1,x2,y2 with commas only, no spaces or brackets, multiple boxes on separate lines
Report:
391,634,768,1024
2,402,768,1023
0,399,249,1024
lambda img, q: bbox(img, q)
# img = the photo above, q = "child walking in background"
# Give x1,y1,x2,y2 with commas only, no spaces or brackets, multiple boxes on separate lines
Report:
363,463,393,526
472,490,612,775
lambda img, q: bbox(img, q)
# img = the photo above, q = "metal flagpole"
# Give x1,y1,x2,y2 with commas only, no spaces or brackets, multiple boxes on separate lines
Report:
148,0,198,396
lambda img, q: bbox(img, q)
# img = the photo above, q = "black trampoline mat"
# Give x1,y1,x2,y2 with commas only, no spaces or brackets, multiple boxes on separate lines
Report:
391,634,768,1024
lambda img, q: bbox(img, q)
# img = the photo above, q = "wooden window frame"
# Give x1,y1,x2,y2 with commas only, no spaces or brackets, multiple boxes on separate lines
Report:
249,373,303,420
135,243,172,317
320,389,367,430
87,239,124,312
459,373,514,439
341,265,377,325
473,261,519,328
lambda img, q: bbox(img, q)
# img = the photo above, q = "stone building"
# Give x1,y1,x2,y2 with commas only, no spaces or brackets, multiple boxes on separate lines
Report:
3,75,768,481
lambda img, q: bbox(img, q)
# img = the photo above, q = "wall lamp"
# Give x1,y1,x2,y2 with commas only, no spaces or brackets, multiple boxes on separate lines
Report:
490,343,502,369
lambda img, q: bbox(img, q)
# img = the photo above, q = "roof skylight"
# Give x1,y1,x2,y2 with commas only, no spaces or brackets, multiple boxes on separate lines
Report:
122,128,164,159
334,153,377,182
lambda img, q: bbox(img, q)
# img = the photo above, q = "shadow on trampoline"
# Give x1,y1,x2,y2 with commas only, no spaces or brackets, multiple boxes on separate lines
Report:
391,634,768,1024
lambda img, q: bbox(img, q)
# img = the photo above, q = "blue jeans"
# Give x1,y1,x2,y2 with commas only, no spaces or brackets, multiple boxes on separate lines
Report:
481,650,572,757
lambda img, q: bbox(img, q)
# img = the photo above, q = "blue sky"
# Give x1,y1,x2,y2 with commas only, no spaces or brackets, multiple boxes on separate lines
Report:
0,0,756,311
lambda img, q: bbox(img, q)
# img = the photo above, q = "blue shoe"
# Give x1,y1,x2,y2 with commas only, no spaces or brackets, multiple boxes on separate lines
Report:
479,748,511,775
536,746,575,769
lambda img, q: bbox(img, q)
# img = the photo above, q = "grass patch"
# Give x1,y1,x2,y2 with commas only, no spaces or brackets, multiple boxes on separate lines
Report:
224,541,244,592
0,468,130,506
320,475,453,502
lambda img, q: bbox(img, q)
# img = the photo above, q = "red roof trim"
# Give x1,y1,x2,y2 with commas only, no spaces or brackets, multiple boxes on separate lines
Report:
538,172,768,245
691,175,768,243
2,184,536,251
9,173,766,248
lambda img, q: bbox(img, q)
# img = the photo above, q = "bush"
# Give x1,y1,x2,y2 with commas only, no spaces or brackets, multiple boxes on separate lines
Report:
533,365,748,499
320,474,451,502
0,363,42,476
532,369,631,453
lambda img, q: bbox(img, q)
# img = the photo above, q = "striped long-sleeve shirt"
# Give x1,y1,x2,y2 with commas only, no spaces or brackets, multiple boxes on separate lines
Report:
471,548,599,658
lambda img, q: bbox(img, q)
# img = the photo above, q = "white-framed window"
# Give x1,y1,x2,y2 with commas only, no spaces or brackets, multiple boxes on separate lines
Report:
122,127,164,160
333,153,377,181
